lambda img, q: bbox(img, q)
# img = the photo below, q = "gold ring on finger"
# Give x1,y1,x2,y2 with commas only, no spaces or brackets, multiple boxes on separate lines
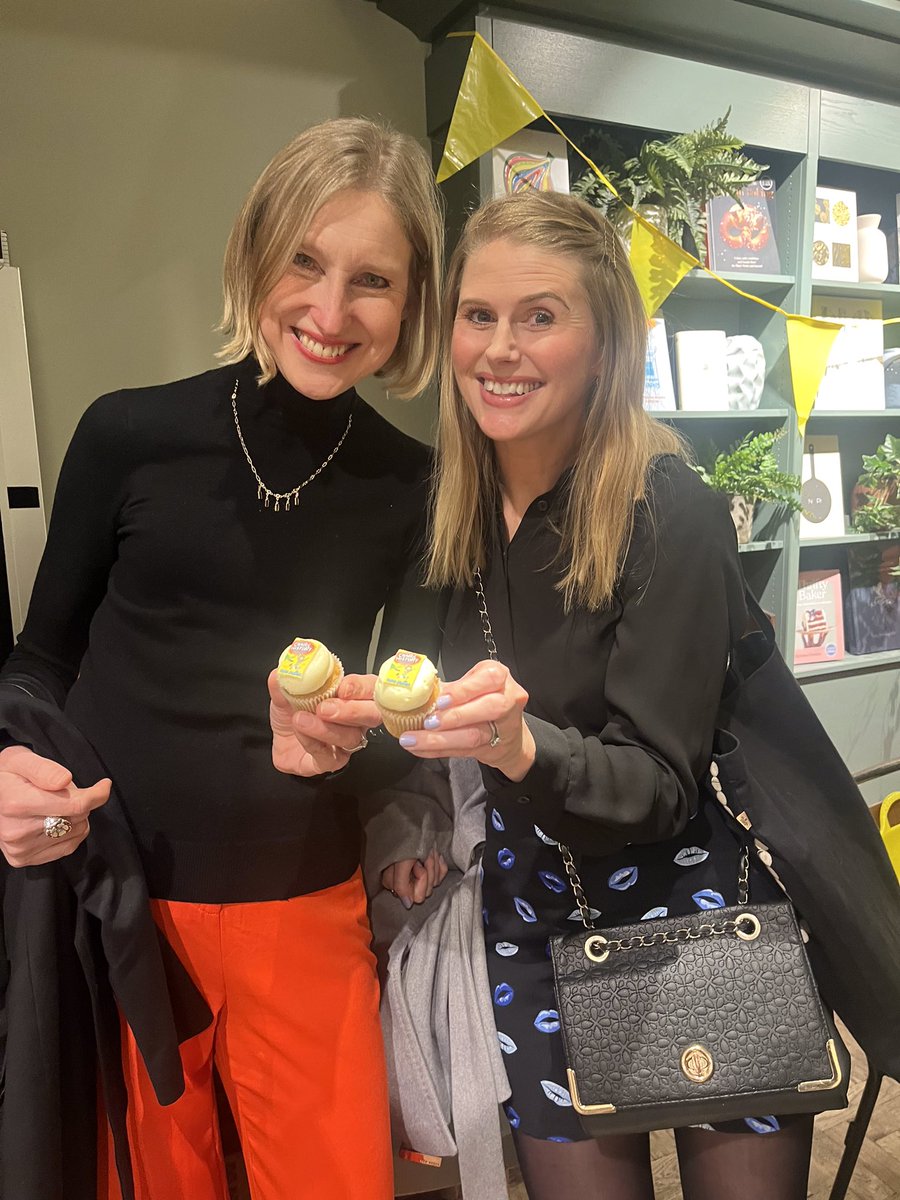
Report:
43,815,73,840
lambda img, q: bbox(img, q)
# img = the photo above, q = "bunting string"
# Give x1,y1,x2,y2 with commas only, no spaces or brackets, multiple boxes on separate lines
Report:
438,32,900,436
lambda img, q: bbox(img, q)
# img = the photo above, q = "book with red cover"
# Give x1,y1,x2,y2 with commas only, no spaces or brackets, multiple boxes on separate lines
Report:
794,569,845,665
707,179,781,273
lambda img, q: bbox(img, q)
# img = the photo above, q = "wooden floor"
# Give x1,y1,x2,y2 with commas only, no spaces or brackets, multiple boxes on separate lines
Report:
411,1023,899,1200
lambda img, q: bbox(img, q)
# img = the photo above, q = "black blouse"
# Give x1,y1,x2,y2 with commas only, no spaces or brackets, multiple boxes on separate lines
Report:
440,455,749,858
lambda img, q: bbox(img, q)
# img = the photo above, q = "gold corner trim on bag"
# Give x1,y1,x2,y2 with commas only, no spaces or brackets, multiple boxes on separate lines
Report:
798,1039,843,1093
567,1070,617,1115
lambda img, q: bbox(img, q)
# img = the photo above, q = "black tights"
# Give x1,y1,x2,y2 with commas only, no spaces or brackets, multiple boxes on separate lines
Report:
512,1117,814,1200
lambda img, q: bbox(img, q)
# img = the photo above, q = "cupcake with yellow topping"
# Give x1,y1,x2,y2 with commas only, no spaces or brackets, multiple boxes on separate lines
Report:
374,649,441,738
276,637,343,712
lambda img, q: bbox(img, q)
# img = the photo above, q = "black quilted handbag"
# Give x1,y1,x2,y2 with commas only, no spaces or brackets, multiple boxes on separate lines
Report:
549,798,850,1136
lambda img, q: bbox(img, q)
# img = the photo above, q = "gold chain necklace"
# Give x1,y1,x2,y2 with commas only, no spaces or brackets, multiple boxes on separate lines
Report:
230,377,353,512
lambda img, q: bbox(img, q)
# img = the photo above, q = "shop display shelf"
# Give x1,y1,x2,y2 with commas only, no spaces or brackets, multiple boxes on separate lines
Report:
795,647,900,680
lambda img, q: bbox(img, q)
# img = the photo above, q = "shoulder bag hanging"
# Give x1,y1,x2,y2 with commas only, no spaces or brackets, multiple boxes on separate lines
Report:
473,571,849,1136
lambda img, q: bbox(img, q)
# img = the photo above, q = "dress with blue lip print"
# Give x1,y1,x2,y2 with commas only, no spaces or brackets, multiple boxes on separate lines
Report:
484,791,797,1142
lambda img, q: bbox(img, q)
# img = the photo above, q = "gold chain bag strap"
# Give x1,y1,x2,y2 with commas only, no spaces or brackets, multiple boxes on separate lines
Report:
473,571,849,1136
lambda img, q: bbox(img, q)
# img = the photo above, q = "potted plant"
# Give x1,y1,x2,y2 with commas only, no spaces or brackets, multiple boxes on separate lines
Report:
850,433,900,534
692,429,802,544
571,111,767,264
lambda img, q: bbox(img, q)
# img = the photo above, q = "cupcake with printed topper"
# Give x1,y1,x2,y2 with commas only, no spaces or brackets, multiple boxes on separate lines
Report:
276,637,343,712
374,649,441,737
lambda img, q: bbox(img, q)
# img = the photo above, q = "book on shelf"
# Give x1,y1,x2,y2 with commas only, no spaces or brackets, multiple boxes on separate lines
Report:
706,179,780,273
674,330,728,410
812,187,858,283
812,317,885,411
643,318,676,410
794,569,845,665
799,434,846,540
491,128,570,197
845,544,900,655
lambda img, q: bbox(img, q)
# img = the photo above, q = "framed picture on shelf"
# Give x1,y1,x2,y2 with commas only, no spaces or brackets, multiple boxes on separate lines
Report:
643,318,676,411
812,187,858,282
706,179,781,273
794,569,844,665
799,435,846,540
674,330,728,410
491,128,570,197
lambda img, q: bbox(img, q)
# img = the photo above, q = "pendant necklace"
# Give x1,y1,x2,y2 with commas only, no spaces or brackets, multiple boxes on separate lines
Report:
230,377,353,512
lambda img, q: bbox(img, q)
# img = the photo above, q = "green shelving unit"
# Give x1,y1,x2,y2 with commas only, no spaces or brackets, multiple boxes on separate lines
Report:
422,8,900,802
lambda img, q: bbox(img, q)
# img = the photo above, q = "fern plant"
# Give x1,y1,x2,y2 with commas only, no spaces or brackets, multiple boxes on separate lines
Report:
572,111,767,263
692,429,802,510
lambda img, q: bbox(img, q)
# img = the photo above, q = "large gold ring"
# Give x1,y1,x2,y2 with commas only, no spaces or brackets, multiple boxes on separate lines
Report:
488,721,501,748
43,815,73,840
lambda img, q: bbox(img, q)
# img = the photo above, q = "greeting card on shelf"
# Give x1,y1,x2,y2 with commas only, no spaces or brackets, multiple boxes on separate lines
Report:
846,544,900,655
799,435,846,541
794,569,845,665
491,129,570,197
811,317,885,411
706,179,780,273
674,330,728,410
812,187,858,282
643,318,676,411
811,297,883,322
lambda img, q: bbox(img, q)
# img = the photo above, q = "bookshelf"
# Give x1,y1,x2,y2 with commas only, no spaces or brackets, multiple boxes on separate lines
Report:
423,12,900,802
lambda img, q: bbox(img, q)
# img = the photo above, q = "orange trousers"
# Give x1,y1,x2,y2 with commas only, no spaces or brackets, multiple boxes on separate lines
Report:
102,871,392,1200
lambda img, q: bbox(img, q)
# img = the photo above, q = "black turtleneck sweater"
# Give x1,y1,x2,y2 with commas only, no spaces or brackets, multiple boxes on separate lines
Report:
2,357,440,902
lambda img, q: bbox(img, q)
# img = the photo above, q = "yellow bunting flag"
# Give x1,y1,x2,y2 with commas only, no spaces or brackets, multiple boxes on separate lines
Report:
786,316,842,438
629,214,698,318
436,33,543,184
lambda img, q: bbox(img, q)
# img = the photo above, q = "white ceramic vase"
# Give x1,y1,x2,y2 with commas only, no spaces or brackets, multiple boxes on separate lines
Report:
724,334,766,410
857,214,889,284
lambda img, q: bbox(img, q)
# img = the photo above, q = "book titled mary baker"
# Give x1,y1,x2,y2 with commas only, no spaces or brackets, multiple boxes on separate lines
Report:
794,569,845,665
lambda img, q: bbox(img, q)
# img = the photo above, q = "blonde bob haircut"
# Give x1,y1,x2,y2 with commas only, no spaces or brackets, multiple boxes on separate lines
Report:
219,117,444,398
427,190,685,612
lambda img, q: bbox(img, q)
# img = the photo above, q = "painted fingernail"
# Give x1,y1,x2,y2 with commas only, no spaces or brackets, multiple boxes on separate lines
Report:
423,714,441,730
401,896,413,910
436,693,452,710
399,734,417,748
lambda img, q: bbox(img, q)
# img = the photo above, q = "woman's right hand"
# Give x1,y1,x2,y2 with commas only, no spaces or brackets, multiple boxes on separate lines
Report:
0,744,111,867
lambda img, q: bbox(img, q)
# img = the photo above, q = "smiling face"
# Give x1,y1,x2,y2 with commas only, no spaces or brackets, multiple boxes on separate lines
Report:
451,237,603,458
258,189,412,400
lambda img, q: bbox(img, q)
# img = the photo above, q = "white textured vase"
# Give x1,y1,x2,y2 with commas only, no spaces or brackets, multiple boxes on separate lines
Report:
724,335,766,411
857,214,889,284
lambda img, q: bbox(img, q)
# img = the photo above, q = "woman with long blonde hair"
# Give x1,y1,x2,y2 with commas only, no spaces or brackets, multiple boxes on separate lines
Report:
398,190,816,1199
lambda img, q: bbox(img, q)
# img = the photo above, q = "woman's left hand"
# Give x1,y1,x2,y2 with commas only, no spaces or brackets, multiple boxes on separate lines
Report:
269,671,380,776
397,660,535,782
381,848,448,909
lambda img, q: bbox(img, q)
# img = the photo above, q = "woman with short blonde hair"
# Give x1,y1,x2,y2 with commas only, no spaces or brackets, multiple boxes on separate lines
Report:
0,116,445,1200
221,116,443,397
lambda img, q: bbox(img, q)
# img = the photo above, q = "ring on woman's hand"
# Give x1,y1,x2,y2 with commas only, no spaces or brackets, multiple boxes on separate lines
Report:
349,732,369,753
488,721,501,748
43,815,73,840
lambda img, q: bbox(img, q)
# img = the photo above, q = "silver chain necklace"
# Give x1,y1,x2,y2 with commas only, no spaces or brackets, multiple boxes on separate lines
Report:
230,377,352,512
